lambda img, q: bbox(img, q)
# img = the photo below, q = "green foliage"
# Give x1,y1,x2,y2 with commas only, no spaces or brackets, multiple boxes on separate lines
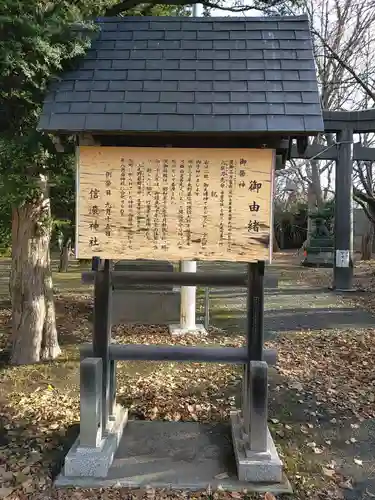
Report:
0,0,97,214
0,0,183,226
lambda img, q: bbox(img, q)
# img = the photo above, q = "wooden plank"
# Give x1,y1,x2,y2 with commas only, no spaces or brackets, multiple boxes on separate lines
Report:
323,109,375,133
353,143,375,162
76,147,274,262
291,143,375,162
290,144,338,160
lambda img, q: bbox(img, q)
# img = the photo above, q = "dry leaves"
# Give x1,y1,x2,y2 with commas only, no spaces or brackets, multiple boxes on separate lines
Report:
0,254,374,500
264,493,276,500
268,328,375,420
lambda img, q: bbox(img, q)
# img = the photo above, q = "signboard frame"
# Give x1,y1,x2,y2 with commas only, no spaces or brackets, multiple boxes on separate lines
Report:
75,146,275,263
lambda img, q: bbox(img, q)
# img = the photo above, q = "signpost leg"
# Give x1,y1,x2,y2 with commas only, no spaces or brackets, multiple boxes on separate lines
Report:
180,260,197,330
204,287,210,330
248,261,265,362
170,260,207,335
243,261,268,450
333,129,354,291
93,259,112,431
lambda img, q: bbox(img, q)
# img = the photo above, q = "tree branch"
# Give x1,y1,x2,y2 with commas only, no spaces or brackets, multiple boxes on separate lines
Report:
353,186,375,206
312,27,375,103
105,0,284,16
353,191,375,224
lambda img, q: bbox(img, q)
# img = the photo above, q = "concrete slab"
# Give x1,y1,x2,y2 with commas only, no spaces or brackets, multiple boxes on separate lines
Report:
56,420,292,494
169,323,207,336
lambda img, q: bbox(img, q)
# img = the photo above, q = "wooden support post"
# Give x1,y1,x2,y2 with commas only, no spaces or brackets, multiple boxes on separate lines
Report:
248,261,265,362
333,129,354,291
109,360,116,420
243,261,266,440
248,360,268,454
93,259,112,431
80,358,103,448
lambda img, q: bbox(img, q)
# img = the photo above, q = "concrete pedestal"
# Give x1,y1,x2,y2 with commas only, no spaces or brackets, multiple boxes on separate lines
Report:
230,410,283,483
63,405,128,478
169,323,207,336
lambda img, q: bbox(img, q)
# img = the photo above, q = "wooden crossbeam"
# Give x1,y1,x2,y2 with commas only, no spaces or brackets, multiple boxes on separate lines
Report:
290,143,375,162
323,109,375,133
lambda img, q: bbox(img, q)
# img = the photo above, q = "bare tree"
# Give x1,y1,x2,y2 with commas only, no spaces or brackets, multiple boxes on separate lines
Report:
275,0,375,239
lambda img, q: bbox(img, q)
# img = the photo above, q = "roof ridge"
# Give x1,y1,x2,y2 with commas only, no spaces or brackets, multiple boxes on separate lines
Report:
96,14,309,23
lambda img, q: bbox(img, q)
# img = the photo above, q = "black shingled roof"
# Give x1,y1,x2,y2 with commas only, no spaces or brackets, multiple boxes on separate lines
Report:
38,15,324,135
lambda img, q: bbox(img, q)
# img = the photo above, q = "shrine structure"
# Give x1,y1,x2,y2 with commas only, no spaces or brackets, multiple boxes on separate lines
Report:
38,15,323,492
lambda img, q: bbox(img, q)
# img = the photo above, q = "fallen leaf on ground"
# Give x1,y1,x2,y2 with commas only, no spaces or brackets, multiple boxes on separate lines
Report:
322,467,335,477
0,487,13,499
339,478,353,490
264,493,277,500
214,472,229,479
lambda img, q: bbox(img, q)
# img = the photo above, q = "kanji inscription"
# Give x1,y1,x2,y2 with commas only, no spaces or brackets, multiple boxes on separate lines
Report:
77,147,274,262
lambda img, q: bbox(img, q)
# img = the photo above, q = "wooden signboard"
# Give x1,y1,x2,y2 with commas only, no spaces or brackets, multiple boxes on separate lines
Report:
76,147,274,262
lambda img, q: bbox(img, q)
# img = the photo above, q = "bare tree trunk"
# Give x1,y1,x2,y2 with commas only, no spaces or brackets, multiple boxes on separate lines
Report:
10,176,61,365
310,159,323,210
360,219,374,261
41,244,60,359
361,232,372,260
58,237,71,273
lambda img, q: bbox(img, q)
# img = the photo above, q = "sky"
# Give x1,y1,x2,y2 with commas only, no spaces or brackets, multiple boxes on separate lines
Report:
195,2,261,17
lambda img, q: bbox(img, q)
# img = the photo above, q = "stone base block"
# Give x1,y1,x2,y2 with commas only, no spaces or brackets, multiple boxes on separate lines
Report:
64,405,128,478
230,410,283,483
169,323,207,336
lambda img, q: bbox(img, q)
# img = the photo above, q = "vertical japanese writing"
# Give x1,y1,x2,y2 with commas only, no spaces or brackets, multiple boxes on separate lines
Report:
195,160,201,197
104,171,112,238
127,159,134,248
120,158,126,220
186,159,193,246
240,157,263,235
171,159,176,204
136,161,143,231
161,159,169,249
89,198,100,248
153,159,161,249
178,159,185,248
228,159,234,251
249,180,262,192
80,148,273,261
238,162,246,189
146,162,152,240
219,161,226,246
202,160,209,249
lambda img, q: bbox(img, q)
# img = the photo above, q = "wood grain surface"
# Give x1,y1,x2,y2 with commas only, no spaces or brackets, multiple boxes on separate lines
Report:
76,147,274,262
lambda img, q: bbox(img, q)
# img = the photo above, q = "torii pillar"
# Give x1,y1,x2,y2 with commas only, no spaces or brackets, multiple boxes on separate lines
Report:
333,129,354,291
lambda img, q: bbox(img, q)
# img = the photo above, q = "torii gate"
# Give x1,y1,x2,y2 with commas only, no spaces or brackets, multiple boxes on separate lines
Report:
290,109,375,292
